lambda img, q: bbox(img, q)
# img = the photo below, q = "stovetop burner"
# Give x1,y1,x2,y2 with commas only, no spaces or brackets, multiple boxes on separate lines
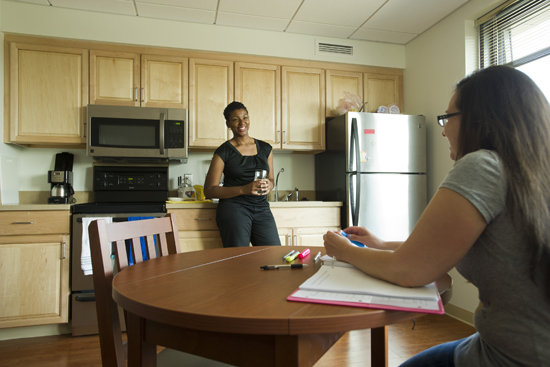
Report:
71,202,166,215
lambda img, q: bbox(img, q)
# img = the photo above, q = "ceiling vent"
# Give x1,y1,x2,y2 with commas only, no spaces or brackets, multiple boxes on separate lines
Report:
316,41,354,57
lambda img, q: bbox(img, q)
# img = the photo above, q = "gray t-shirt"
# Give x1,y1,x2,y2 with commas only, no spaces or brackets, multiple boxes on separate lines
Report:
440,149,550,366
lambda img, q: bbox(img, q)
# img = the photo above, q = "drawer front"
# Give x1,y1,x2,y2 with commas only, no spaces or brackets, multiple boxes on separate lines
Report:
0,211,70,235
168,209,218,231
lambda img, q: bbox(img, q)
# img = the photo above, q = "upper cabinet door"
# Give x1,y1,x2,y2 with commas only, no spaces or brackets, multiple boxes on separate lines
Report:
235,62,281,149
141,54,188,109
8,43,88,146
89,50,140,106
189,59,234,148
363,73,403,113
326,70,363,117
282,66,325,151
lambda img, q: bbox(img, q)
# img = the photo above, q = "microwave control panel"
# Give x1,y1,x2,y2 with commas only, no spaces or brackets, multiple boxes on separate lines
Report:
93,166,168,191
165,120,185,148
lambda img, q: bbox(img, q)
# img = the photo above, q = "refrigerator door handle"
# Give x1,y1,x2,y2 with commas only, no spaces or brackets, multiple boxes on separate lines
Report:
350,118,362,226
349,173,361,227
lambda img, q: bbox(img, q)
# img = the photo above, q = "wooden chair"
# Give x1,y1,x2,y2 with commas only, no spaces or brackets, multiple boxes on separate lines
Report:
88,213,232,367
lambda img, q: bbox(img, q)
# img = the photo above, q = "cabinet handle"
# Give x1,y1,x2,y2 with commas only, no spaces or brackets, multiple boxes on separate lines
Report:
141,88,144,102
62,242,66,259
12,221,34,224
195,218,212,221
276,130,280,144
83,121,86,138
287,234,292,246
283,131,287,144
134,87,138,101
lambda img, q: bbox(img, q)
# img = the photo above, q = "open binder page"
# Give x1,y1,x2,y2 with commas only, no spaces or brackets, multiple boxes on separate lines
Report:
288,265,444,314
299,265,439,300
289,289,443,312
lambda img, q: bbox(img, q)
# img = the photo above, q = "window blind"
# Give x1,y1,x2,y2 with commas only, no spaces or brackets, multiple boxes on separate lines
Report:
478,0,550,68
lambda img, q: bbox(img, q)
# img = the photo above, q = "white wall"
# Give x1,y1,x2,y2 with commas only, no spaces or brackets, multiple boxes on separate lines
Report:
0,0,405,194
404,0,506,315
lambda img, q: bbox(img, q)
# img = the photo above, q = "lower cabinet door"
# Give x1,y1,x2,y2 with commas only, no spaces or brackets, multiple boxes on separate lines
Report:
178,230,223,252
294,227,340,247
0,235,70,328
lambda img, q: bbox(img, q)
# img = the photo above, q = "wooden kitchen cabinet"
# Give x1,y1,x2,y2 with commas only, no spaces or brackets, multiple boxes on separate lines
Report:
0,210,70,329
235,62,281,149
189,58,234,148
89,50,188,108
326,70,363,117
6,43,88,147
363,72,403,113
281,66,325,151
167,208,223,251
271,206,340,246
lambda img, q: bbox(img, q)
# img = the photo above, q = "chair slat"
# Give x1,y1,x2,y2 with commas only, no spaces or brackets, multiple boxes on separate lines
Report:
131,238,143,264
145,235,157,259
158,233,169,256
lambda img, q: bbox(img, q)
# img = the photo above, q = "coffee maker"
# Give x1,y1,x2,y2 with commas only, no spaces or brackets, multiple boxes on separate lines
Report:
48,152,75,204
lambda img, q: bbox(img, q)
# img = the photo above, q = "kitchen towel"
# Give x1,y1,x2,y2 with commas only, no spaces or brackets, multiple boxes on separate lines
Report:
81,217,113,276
127,217,156,265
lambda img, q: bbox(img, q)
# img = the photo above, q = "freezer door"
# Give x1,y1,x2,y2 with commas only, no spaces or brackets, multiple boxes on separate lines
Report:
347,173,427,241
346,112,426,174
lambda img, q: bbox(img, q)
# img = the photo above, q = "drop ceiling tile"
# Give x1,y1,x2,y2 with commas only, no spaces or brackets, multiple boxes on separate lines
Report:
135,0,218,11
49,0,136,15
217,12,289,32
218,0,302,19
351,28,417,45
286,20,356,39
363,0,469,34
136,2,215,24
294,0,386,27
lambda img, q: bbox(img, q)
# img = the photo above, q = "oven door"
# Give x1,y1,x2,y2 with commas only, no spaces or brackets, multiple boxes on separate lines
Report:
71,209,165,336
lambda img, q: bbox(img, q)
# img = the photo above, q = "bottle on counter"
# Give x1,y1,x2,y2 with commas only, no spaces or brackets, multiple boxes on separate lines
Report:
182,174,195,201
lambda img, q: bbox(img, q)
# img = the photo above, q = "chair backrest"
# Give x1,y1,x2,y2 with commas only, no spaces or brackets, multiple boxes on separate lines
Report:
89,213,181,367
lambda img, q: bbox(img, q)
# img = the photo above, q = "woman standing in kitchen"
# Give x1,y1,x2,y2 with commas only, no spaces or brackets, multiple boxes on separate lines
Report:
204,101,280,247
324,65,550,366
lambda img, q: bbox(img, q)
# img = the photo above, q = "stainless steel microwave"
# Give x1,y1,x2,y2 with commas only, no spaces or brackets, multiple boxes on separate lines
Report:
87,105,188,163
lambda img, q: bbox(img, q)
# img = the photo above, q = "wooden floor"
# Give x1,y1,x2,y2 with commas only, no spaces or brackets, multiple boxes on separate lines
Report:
0,314,475,367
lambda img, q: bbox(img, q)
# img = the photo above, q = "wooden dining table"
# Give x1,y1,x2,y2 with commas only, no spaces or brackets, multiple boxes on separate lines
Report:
113,246,452,367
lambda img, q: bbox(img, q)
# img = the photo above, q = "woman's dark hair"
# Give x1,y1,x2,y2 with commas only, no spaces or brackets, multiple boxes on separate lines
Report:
455,65,550,283
223,101,248,121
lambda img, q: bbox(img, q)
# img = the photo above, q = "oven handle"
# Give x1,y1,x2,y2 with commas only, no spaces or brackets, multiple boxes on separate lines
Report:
75,295,96,302
160,112,165,156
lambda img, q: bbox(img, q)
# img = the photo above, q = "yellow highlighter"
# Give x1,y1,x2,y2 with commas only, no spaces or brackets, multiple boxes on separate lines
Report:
286,251,300,263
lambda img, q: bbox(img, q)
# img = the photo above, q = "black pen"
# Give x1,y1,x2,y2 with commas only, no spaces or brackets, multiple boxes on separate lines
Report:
282,250,296,260
261,264,308,270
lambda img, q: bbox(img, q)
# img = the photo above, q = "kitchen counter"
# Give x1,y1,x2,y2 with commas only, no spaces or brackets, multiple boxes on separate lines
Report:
0,204,72,211
0,201,342,211
166,201,342,209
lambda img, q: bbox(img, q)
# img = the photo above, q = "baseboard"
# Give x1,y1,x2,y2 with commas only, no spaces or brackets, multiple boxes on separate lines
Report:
445,303,474,327
0,323,71,341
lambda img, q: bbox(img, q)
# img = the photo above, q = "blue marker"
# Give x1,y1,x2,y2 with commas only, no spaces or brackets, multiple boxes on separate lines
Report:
340,230,366,247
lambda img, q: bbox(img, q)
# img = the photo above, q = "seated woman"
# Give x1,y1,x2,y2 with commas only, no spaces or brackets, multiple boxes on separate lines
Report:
204,101,280,247
324,65,550,367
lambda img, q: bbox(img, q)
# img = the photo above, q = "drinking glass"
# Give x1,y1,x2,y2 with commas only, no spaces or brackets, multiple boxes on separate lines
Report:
254,170,267,194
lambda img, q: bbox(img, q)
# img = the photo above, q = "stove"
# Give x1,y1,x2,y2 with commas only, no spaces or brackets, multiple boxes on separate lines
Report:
70,164,170,336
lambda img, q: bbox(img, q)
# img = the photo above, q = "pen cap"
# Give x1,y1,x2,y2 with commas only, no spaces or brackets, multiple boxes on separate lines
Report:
298,248,310,259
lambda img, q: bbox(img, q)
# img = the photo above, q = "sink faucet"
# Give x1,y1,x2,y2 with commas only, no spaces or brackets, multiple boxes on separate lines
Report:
275,168,284,202
285,192,293,201
295,187,299,201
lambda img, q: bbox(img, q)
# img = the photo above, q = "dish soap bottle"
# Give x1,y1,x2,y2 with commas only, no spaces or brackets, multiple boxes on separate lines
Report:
182,174,195,201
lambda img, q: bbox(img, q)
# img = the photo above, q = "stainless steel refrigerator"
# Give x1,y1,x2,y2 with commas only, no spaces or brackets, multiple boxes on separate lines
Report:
315,112,427,241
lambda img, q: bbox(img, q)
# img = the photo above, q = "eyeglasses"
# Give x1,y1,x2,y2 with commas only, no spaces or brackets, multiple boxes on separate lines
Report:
437,112,461,127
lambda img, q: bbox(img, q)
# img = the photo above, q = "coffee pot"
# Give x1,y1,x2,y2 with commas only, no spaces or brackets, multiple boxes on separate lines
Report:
48,152,74,204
